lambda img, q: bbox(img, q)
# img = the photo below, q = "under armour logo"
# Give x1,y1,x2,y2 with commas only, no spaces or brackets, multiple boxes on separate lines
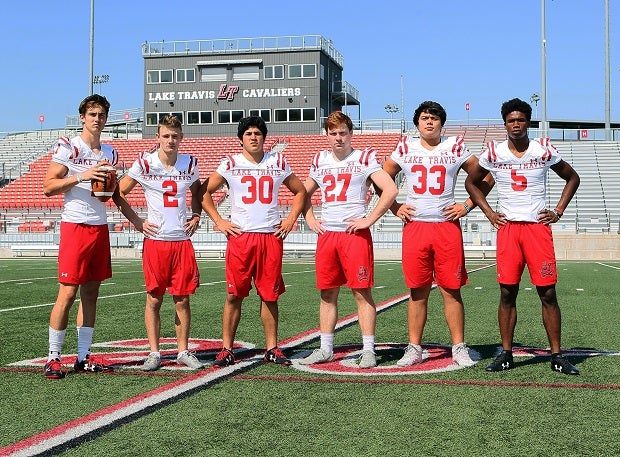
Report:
61,272,68,277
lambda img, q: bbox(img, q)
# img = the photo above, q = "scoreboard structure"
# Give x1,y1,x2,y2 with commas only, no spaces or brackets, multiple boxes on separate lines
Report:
141,35,360,138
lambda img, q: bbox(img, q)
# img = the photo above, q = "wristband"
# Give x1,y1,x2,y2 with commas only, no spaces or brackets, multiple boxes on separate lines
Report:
192,213,201,219
76,173,83,183
462,202,472,214
551,208,563,219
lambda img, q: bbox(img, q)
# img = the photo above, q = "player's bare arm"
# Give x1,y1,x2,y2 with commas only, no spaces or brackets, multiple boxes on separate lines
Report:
380,157,415,220
43,160,112,197
538,159,580,225
346,169,398,233
183,179,203,236
274,173,306,238
201,172,241,237
116,175,159,236
465,159,506,228
302,177,325,235
443,157,496,221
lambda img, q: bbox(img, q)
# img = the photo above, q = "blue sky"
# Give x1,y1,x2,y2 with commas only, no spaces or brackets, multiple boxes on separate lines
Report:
1,0,617,132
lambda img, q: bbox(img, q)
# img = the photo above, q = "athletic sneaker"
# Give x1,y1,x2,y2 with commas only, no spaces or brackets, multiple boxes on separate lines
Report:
177,351,204,369
297,348,334,365
357,350,377,369
485,350,514,372
213,348,235,368
452,343,477,367
142,353,161,371
73,354,113,373
264,347,291,366
396,343,423,367
44,358,66,380
551,354,580,375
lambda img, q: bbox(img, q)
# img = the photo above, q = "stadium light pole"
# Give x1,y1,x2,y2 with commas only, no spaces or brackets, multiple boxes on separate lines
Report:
89,0,95,95
530,93,540,120
604,0,610,140
540,0,548,138
93,74,110,95
385,104,399,129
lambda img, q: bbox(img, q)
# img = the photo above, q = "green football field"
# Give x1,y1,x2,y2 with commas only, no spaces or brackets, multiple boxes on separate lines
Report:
1,258,619,456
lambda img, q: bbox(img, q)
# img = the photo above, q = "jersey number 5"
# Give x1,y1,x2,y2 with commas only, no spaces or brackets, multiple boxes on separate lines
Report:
511,169,528,191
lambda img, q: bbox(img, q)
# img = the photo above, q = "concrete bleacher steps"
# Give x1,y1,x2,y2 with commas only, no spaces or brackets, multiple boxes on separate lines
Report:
1,134,619,235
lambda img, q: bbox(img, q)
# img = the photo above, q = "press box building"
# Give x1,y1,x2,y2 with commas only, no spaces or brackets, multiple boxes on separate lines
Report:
141,35,360,138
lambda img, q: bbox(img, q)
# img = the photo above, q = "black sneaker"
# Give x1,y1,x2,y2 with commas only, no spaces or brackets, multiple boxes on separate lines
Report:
213,348,235,368
44,358,66,380
73,354,113,373
485,350,514,372
264,347,291,366
551,354,579,375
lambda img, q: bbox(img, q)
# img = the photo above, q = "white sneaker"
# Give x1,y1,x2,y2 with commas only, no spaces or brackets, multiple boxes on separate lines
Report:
452,343,477,367
357,350,377,369
396,343,423,367
142,353,161,371
177,351,204,369
298,348,334,365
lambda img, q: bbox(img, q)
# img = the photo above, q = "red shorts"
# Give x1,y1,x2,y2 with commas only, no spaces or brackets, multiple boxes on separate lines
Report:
57,221,112,284
402,220,467,289
225,232,285,301
315,230,374,290
496,221,557,286
142,238,200,296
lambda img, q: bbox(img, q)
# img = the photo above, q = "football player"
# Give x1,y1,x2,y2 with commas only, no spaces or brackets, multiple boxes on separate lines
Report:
42,94,119,379
465,98,580,375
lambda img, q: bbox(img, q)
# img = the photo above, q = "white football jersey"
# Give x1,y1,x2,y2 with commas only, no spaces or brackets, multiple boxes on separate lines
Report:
128,150,199,240
390,135,472,222
51,135,119,225
308,147,381,231
215,151,292,232
478,138,561,222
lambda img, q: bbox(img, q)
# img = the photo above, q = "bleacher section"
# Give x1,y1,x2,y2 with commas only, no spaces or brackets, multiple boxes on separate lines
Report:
1,133,619,236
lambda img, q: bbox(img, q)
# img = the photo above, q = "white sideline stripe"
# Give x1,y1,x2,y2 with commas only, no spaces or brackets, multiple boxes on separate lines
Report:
6,357,263,457
4,265,494,456
596,262,620,270
0,269,316,313
8,293,411,457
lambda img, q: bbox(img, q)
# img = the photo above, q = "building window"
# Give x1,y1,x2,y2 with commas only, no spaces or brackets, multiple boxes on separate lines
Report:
288,64,316,79
176,68,195,83
145,113,158,126
274,108,316,122
233,65,259,81
249,109,271,123
218,110,245,124
146,112,184,125
264,65,284,80
147,69,173,84
187,111,213,124
201,67,227,82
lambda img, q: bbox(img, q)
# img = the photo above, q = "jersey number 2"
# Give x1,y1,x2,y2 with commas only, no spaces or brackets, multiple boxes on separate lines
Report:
163,180,178,207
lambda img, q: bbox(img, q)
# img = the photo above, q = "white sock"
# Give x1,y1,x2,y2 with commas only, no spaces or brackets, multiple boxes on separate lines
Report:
77,326,94,362
319,333,334,355
150,351,161,358
362,335,375,353
177,350,188,359
48,327,66,362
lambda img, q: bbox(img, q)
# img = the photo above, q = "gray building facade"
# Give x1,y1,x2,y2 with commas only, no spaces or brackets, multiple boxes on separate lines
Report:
141,35,360,138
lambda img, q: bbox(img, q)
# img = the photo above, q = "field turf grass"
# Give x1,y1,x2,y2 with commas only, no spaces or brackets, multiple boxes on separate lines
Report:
1,258,619,456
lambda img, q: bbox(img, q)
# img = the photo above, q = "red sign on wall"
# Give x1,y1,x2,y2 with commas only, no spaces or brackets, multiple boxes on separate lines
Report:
580,129,588,139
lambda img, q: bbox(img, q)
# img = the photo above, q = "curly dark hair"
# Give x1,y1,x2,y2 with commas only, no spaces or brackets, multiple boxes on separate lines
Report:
501,98,532,122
